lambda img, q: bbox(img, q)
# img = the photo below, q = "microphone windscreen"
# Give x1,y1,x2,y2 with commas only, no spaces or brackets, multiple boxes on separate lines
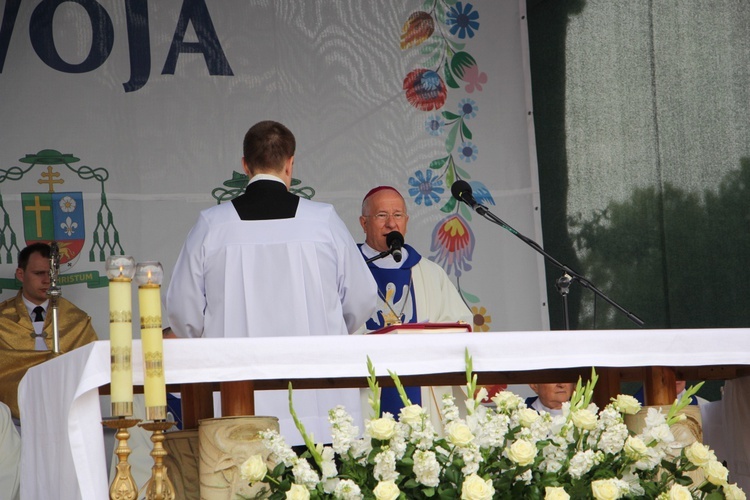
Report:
451,180,472,200
386,231,404,249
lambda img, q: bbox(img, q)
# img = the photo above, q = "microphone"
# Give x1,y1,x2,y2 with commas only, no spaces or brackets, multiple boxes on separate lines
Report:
451,180,479,209
385,231,404,263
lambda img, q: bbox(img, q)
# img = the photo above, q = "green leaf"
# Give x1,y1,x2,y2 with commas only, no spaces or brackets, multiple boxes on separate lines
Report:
430,156,450,169
461,120,472,140
446,165,455,186
455,165,470,178
460,201,472,221
444,63,460,89
440,196,457,213
450,51,477,80
423,487,436,497
423,50,441,69
461,289,480,304
420,41,439,55
445,123,459,153
441,111,461,121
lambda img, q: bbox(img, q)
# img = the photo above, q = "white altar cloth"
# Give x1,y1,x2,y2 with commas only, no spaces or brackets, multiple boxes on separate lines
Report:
18,328,750,500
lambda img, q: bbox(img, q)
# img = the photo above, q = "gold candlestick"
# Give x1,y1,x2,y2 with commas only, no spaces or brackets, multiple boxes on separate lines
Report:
139,420,176,500
102,417,141,500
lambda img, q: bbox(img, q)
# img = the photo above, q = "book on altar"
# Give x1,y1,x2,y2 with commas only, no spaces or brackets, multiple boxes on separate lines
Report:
370,322,472,335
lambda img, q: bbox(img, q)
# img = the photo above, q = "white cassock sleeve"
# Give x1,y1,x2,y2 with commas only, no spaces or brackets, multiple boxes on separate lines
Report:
166,211,210,338
0,402,20,500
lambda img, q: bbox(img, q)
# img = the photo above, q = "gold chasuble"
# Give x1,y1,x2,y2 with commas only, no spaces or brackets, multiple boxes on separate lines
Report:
0,292,98,419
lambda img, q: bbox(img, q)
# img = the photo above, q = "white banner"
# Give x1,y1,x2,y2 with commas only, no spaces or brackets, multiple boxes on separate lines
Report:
0,0,548,341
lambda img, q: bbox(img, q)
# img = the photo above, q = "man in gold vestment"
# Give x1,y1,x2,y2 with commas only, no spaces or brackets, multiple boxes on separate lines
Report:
0,243,98,421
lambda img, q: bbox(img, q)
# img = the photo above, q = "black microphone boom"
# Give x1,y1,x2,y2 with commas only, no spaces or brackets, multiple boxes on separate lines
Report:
386,231,404,263
450,179,644,328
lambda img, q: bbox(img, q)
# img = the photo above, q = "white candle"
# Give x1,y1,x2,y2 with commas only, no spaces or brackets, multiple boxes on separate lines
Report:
136,261,166,421
106,256,135,417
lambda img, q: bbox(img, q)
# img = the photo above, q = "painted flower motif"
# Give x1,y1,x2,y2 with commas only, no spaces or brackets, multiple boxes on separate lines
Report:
471,305,491,332
459,98,478,119
463,64,488,93
458,141,478,163
401,11,435,49
466,181,495,206
424,115,445,136
404,69,447,111
446,2,480,40
59,196,76,213
408,170,444,206
430,214,474,277
61,216,78,237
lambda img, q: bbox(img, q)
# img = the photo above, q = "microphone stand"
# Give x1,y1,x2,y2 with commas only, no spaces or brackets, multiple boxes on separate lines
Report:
365,249,394,264
468,203,644,329
47,242,62,355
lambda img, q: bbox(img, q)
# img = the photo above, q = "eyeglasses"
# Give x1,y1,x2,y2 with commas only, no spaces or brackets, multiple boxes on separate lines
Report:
366,212,407,222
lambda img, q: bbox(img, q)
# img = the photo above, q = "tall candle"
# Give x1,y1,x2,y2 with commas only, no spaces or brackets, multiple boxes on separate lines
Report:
136,261,166,421
106,256,135,417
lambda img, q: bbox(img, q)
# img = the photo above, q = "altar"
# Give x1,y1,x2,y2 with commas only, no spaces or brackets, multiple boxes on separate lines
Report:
18,328,750,500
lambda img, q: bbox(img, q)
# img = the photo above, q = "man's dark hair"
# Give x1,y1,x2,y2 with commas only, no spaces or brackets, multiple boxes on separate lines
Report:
242,121,296,173
18,243,51,270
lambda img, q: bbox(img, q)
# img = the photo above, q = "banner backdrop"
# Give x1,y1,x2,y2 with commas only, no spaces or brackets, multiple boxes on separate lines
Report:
0,0,548,342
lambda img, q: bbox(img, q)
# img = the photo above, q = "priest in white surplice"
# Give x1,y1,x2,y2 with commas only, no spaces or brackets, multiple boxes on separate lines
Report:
167,120,377,445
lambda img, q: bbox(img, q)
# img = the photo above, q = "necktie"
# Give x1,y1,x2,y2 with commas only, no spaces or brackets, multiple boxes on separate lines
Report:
33,306,44,322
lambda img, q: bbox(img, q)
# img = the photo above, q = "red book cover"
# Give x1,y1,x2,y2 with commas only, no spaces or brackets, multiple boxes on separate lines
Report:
370,322,472,335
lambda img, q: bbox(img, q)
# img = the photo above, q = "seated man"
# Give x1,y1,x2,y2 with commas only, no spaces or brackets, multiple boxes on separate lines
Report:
525,382,576,416
0,243,98,424
356,186,473,426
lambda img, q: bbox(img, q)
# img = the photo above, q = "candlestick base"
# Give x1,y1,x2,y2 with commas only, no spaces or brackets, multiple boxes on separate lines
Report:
139,420,176,500
102,417,141,500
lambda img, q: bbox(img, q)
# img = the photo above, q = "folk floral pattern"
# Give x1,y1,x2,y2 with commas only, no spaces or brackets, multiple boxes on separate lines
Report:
401,0,493,330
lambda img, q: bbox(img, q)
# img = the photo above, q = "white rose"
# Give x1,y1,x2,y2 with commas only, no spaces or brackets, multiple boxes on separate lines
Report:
461,474,495,500
367,417,396,440
571,409,598,430
667,483,692,500
723,483,747,500
613,394,641,415
507,439,537,466
448,423,475,447
491,391,521,410
623,436,648,459
240,454,268,483
704,460,729,486
591,478,622,500
518,408,541,427
286,484,311,500
399,404,423,426
373,480,400,500
545,486,570,500
684,442,715,467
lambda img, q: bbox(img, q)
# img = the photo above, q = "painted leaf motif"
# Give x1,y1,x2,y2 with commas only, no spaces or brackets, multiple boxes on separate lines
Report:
430,156,450,169
440,196,457,213
461,120,473,140
450,51,478,80
462,290,480,304
445,122,459,153
401,11,435,50
444,63,460,89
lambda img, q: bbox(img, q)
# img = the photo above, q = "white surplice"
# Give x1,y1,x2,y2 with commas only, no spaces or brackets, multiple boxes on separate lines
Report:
167,197,377,444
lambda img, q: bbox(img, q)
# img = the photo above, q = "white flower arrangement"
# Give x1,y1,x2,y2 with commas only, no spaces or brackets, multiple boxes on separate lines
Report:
241,351,745,499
